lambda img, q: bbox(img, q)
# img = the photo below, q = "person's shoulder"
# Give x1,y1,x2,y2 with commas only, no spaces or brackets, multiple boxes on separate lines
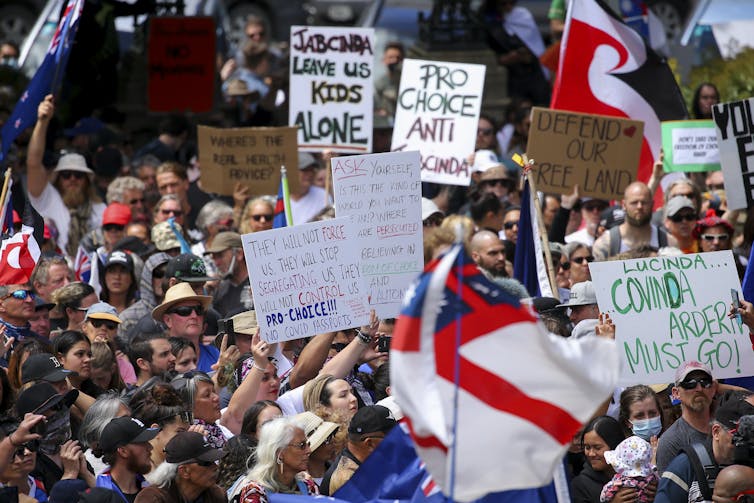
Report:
134,486,168,503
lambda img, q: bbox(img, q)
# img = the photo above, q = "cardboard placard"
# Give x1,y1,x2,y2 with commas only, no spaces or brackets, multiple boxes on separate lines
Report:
148,17,216,113
391,59,486,187
712,98,754,210
589,251,754,385
289,26,374,153
197,126,299,197
661,120,720,172
332,151,423,318
242,218,370,343
526,108,644,199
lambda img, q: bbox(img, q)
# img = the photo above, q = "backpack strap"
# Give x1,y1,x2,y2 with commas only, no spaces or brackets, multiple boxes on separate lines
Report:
609,226,622,257
680,443,718,501
657,226,668,248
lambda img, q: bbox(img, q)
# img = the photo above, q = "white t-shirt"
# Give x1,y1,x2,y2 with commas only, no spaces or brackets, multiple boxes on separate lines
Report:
276,385,306,416
565,228,596,246
29,182,106,254
290,186,330,225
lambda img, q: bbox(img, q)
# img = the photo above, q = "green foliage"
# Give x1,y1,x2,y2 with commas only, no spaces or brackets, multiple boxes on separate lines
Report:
681,48,754,110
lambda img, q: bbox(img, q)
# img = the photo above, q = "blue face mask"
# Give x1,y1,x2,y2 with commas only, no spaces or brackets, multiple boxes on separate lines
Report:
631,415,662,441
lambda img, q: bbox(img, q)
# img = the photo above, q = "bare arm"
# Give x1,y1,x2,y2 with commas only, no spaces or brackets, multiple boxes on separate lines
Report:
319,311,384,378
27,94,54,198
221,331,271,435
287,332,336,389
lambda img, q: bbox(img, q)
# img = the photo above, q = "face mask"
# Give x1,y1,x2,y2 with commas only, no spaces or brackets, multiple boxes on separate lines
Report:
631,415,662,441
38,408,72,455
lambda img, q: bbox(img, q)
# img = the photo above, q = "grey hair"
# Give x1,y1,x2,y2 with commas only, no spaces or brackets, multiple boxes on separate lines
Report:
153,194,182,220
30,256,70,287
245,417,306,493
106,176,145,204
195,200,234,234
78,392,130,449
565,242,591,259
131,154,162,170
171,371,214,415
146,461,179,488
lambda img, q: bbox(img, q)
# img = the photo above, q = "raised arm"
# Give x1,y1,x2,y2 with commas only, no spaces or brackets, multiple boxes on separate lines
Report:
26,94,54,197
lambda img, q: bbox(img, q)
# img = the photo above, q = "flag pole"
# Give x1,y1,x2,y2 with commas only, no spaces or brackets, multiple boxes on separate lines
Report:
0,168,12,228
448,225,465,501
281,165,293,226
521,154,560,300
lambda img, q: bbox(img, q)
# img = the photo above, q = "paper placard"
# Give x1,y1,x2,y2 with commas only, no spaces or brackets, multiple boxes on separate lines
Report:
712,98,754,210
242,218,370,343
197,126,299,197
289,26,374,153
391,59,486,186
332,151,423,318
589,251,754,385
527,107,644,199
661,120,720,172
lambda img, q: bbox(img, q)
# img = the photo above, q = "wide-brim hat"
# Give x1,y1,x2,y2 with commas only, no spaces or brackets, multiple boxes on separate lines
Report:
230,310,258,335
152,282,212,321
295,411,339,452
51,153,94,183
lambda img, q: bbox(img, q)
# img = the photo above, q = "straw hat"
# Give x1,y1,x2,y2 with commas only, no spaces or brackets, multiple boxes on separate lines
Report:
152,282,212,321
230,310,258,335
294,411,339,452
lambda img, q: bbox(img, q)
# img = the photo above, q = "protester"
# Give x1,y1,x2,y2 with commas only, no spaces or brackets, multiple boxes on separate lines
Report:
99,250,138,313
78,393,131,476
30,256,72,304
205,232,252,317
566,198,608,246
712,464,754,502
663,196,698,254
618,385,665,444
170,371,225,448
566,243,594,286
51,282,98,333
557,281,600,339
570,415,627,503
128,333,176,387
290,153,329,225
239,197,274,234
81,302,134,384
30,297,54,340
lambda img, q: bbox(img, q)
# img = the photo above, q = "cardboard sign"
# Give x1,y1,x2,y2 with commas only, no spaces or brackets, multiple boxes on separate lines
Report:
289,26,374,153
332,151,423,318
527,108,644,199
712,98,754,210
589,251,754,385
391,59,486,186
661,120,720,172
197,126,299,197
148,17,216,113
242,218,370,343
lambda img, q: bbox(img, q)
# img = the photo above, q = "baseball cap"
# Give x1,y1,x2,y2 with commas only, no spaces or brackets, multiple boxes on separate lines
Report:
665,196,695,218
34,296,54,312
557,281,597,308
99,417,160,453
674,360,713,385
205,232,242,253
421,198,444,221
165,253,212,282
472,150,502,173
85,302,122,324
102,203,131,227
298,152,319,170
78,487,124,503
151,221,182,252
714,394,754,429
16,382,78,416
63,117,105,137
348,405,397,435
164,431,225,465
600,206,625,230
21,353,76,384
103,250,134,273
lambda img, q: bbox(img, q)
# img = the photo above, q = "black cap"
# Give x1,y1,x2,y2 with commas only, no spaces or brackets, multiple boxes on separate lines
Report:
164,431,225,465
600,206,625,230
165,253,212,282
715,395,754,429
22,353,76,384
348,405,397,435
99,417,160,453
114,236,156,259
104,250,134,273
78,487,124,503
16,382,78,416
34,296,55,311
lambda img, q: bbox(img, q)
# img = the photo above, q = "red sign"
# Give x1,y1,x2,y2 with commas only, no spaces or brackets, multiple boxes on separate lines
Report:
147,17,216,113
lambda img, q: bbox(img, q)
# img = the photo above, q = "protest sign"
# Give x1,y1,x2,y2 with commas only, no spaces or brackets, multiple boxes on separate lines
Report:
661,120,720,172
712,98,754,210
589,251,754,385
527,108,644,199
391,59,485,186
148,17,216,113
289,26,374,153
242,218,370,343
332,151,423,318
197,126,299,197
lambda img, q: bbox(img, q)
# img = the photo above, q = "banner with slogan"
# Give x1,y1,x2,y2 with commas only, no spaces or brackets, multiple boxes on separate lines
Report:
197,125,299,197
661,120,720,172
332,150,423,318
148,17,216,113
289,26,374,153
526,108,644,199
391,59,485,186
242,218,370,343
590,251,754,385
712,97,754,210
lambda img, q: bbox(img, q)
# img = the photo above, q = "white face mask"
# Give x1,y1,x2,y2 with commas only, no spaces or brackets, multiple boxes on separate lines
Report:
630,415,662,441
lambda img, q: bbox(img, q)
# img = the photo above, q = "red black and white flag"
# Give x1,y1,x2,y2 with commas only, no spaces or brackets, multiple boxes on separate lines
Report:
0,182,43,285
551,0,687,185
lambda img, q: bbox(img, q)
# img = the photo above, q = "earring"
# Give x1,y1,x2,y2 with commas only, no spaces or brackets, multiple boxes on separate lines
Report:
277,456,284,475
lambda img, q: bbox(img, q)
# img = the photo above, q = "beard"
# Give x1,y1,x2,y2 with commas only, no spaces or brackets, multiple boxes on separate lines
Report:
62,187,87,208
625,212,651,227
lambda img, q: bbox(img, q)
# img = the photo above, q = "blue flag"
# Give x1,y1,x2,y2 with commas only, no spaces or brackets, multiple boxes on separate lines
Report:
0,0,83,161
513,179,552,298
273,174,287,229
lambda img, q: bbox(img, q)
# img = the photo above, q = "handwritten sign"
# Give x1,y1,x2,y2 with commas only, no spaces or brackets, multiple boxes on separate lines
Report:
289,26,374,153
590,251,754,385
391,59,485,186
527,108,644,199
332,151,423,318
197,126,299,197
712,98,754,210
242,218,370,343
661,120,720,172
148,17,216,113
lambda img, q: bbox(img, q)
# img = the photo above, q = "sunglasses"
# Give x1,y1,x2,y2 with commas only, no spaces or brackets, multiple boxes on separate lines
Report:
558,262,571,271
167,305,205,317
288,440,310,450
669,213,696,223
13,440,38,459
678,377,713,390
700,234,729,242
252,214,273,222
58,170,86,180
583,204,606,212
3,289,34,301
90,319,118,330
129,198,145,205
160,209,183,217
483,179,509,188
103,224,125,232
572,256,595,265
477,128,493,136
503,221,518,230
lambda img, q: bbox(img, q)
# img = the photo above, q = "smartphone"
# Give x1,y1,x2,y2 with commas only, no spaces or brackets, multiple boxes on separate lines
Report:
732,288,742,309
377,336,391,353
31,419,47,437
213,318,237,349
